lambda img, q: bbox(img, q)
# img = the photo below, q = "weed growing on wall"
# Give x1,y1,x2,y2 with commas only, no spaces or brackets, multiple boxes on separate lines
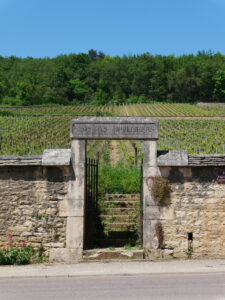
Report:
155,221,164,249
151,176,171,206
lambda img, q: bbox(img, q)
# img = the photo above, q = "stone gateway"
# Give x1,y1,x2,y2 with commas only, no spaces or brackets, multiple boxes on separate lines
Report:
67,117,159,261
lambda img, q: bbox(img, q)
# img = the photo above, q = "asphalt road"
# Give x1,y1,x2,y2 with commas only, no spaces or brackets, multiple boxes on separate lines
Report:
0,273,225,300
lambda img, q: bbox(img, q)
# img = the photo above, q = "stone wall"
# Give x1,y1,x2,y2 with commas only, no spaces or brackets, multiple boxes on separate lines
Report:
158,166,225,259
0,164,69,256
0,151,225,261
188,154,225,166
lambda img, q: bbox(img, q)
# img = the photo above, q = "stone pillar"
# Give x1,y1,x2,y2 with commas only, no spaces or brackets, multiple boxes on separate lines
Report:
66,139,86,257
142,140,160,251
48,141,86,262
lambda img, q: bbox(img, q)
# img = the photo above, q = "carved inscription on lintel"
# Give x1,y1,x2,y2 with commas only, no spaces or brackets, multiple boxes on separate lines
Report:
71,123,158,139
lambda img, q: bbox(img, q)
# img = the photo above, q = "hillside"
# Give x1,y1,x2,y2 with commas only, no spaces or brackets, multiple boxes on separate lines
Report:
1,104,225,159
0,52,225,106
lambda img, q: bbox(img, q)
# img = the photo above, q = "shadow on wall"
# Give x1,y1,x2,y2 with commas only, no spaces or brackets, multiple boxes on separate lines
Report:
0,165,71,182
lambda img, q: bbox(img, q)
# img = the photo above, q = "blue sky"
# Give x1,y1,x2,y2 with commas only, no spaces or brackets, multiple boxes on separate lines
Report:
0,0,225,58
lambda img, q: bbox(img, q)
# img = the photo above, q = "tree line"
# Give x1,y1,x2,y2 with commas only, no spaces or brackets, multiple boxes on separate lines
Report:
0,50,224,106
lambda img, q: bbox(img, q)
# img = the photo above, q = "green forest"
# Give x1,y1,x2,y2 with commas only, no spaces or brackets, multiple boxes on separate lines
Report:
0,50,225,106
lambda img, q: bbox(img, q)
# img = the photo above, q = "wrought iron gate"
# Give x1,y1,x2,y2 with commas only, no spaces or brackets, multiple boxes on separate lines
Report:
84,158,99,249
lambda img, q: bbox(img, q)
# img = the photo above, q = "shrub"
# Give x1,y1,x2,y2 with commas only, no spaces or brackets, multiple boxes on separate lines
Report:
0,235,34,265
151,176,171,206
1,96,24,106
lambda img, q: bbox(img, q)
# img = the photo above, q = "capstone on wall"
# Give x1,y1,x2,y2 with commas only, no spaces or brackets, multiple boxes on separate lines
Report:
158,166,225,259
0,164,69,254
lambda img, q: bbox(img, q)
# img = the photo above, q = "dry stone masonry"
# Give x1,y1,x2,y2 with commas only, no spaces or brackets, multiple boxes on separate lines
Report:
0,152,225,261
0,163,68,256
158,165,225,259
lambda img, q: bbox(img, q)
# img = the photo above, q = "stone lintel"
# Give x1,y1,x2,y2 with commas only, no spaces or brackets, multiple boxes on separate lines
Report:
71,117,158,140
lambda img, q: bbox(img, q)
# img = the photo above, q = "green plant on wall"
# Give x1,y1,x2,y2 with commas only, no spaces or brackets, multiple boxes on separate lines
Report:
151,176,171,206
33,212,49,220
186,247,193,259
35,243,46,263
155,221,164,249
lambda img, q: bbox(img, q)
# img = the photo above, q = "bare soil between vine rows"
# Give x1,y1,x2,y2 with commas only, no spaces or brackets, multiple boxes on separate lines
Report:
21,114,225,120
153,116,225,120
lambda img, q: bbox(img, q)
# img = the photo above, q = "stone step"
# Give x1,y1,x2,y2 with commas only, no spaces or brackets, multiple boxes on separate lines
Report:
105,199,139,202
95,238,133,247
97,230,137,239
103,201,139,209
103,208,137,215
103,223,137,231
105,194,140,202
83,248,144,261
101,214,137,223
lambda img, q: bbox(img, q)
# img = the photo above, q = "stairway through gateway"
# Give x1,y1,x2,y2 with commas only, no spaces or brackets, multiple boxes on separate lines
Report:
84,158,143,250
